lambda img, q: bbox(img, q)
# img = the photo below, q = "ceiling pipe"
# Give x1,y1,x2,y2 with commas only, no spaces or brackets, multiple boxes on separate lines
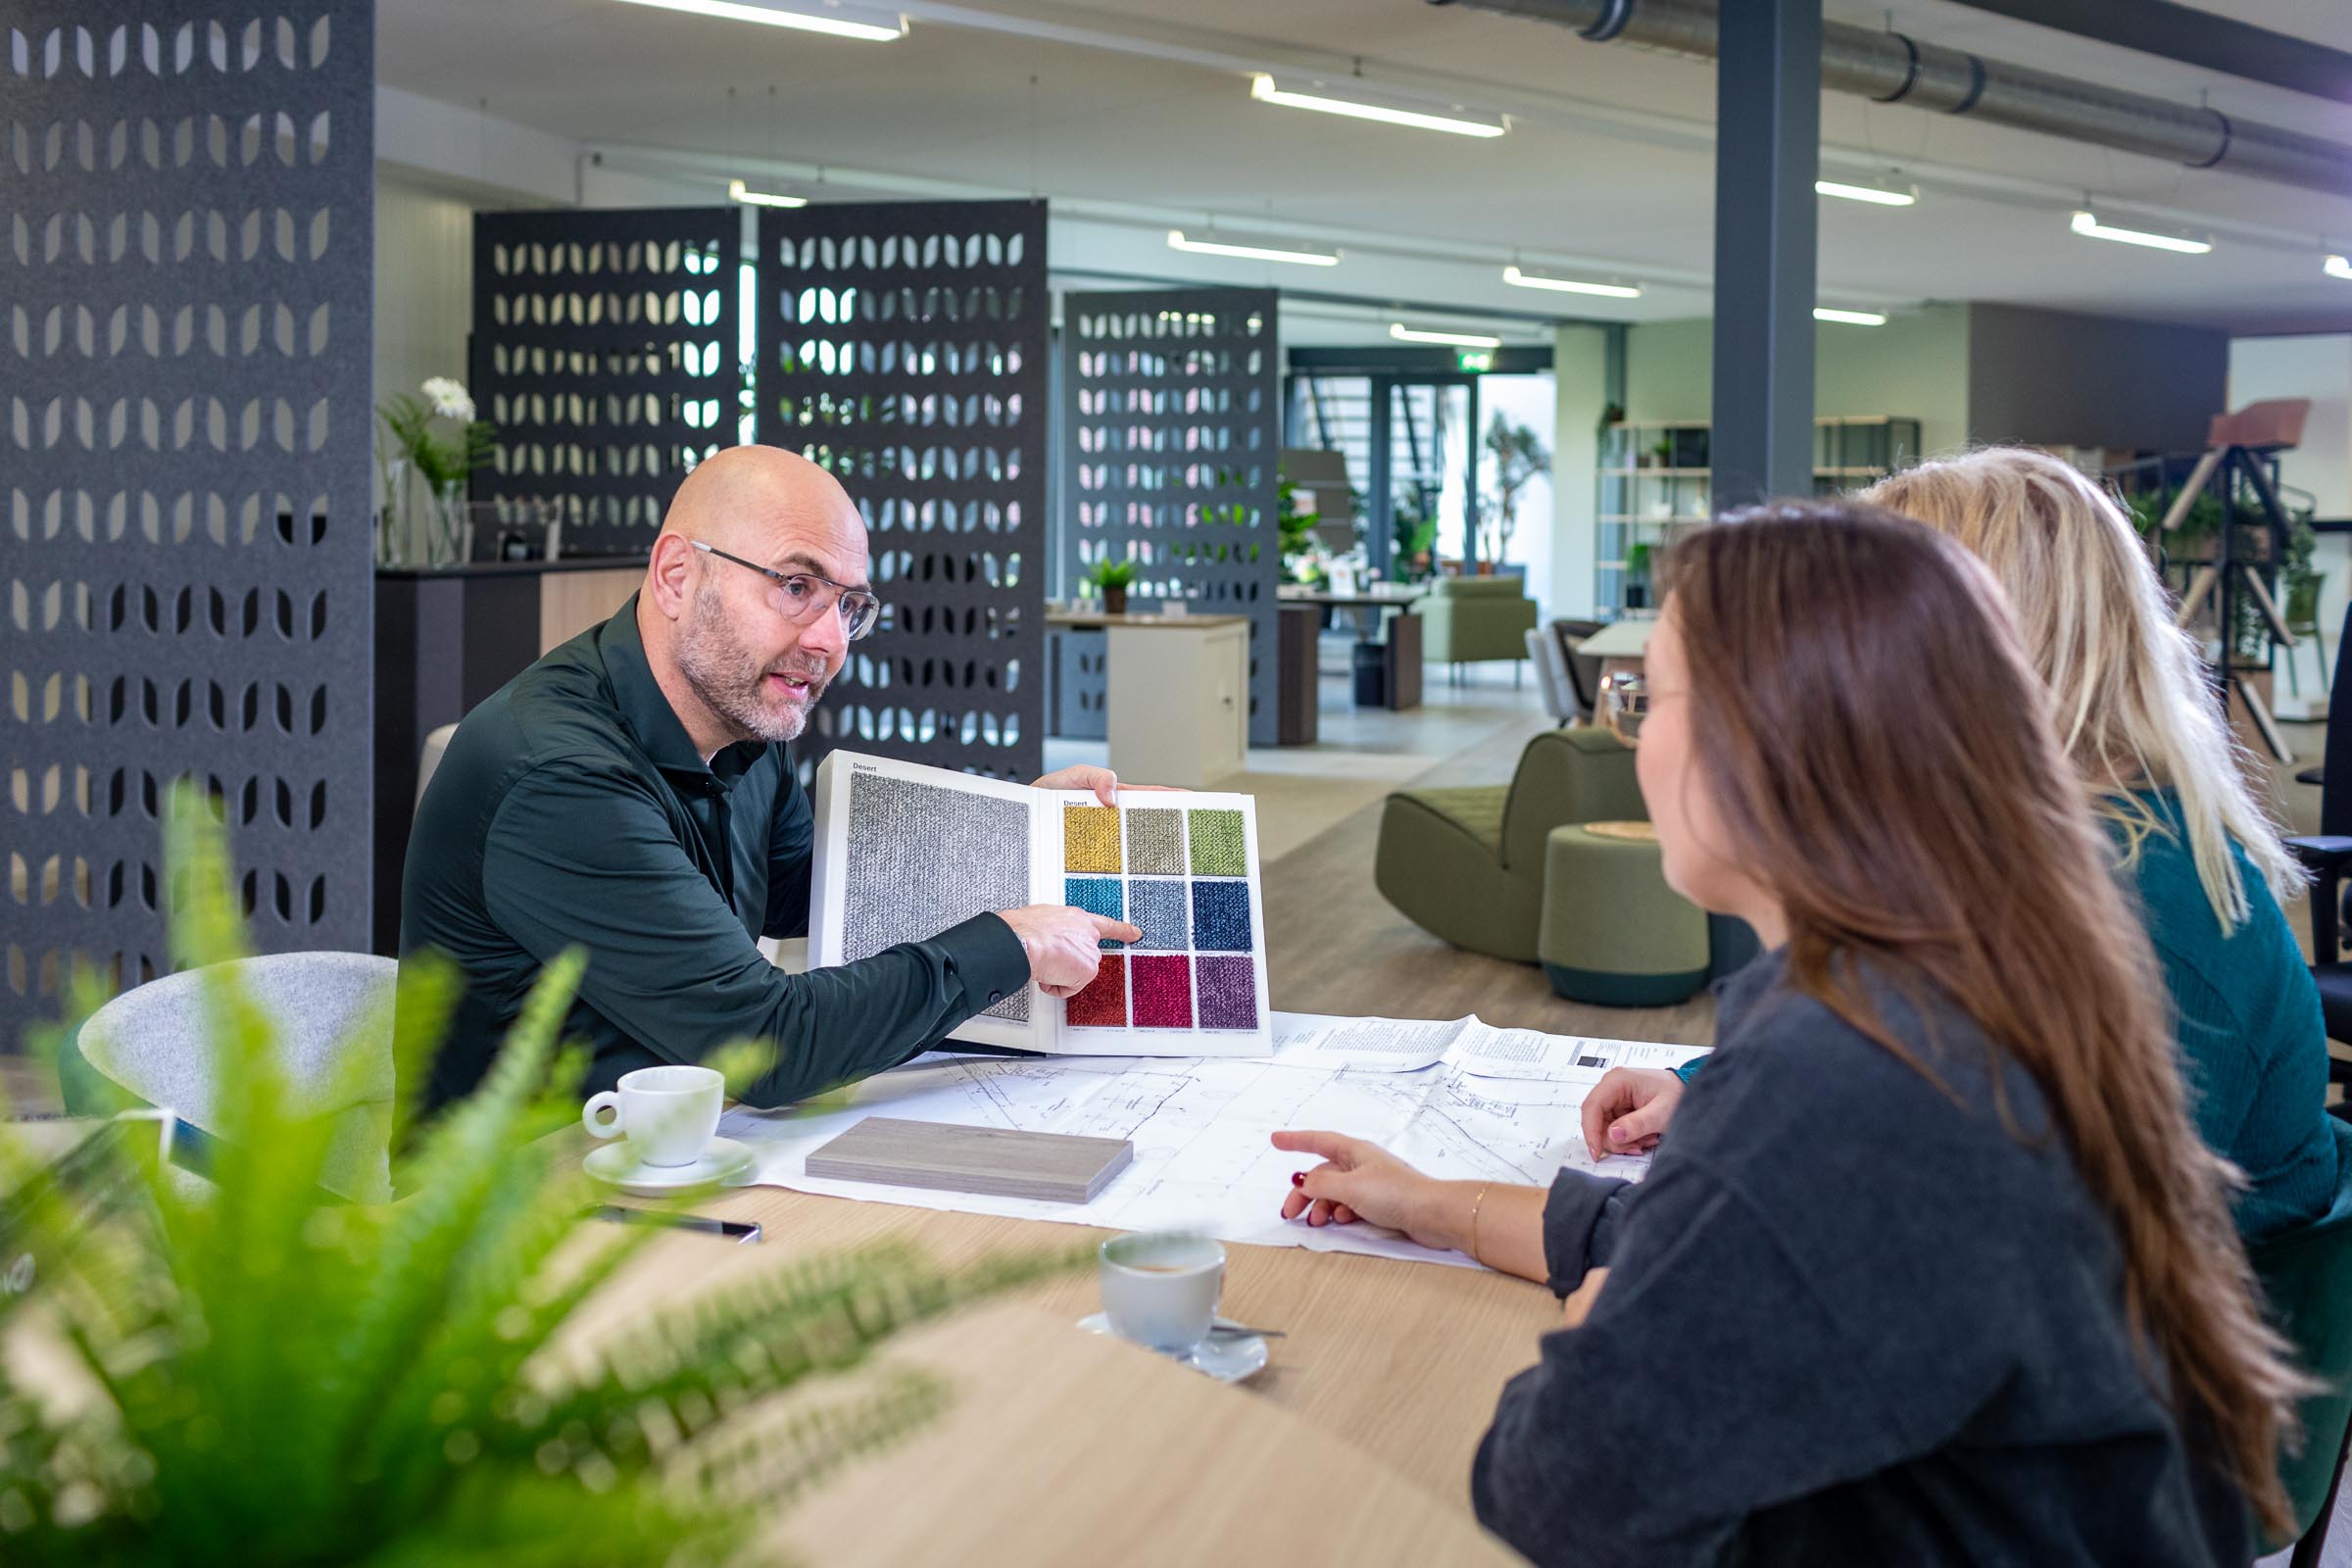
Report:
1432,0,2352,202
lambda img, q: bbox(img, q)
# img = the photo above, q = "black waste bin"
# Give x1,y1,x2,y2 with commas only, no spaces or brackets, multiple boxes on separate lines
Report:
1351,640,1386,707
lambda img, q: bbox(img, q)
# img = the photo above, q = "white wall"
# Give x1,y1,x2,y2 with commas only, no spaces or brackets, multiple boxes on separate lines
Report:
373,175,474,423
1622,304,1972,459
1551,325,1608,619
2229,334,2352,713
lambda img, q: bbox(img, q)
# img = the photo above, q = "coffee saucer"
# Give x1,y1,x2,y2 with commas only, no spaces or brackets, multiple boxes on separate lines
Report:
1076,1312,1270,1384
583,1136,756,1196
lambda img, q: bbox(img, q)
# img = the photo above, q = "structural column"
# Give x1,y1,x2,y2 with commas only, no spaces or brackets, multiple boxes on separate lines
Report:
1710,0,1822,509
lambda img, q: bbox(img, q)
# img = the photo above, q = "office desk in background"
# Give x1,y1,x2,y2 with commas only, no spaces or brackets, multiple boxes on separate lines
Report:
1045,612,1251,787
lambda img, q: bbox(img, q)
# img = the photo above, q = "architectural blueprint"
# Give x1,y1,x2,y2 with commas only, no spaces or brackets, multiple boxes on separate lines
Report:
718,1011,1709,1270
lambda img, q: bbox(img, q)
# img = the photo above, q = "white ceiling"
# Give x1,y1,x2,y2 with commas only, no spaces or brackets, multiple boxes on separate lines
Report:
376,0,2352,335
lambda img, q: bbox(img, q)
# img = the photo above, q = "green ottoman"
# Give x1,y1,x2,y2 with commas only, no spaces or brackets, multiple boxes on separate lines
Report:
1540,822,1709,1006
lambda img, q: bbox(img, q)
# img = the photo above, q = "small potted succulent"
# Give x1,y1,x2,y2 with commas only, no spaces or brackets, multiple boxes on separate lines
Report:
1084,559,1138,614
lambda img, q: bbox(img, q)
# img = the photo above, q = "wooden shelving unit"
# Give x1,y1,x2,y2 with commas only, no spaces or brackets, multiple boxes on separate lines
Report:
1596,416,1923,612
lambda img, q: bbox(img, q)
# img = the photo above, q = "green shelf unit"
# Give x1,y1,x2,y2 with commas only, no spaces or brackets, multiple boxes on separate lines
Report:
1596,416,1921,613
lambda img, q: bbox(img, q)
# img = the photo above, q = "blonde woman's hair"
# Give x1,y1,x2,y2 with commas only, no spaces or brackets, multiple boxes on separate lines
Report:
1864,447,2298,932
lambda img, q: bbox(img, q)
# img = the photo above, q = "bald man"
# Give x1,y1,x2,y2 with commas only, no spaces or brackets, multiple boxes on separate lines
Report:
402,448,1139,1114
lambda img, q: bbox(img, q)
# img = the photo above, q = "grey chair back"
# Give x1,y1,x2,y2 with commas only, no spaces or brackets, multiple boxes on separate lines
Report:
1550,619,1605,722
417,722,459,811
1524,628,1573,724
74,952,398,1202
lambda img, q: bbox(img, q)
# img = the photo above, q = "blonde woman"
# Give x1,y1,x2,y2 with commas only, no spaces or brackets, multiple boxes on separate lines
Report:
1586,447,2334,1241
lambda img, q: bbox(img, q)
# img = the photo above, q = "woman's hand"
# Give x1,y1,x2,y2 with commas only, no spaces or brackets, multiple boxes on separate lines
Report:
1580,1067,1687,1161
1560,1266,1610,1328
1030,765,1183,807
1272,1130,1451,1247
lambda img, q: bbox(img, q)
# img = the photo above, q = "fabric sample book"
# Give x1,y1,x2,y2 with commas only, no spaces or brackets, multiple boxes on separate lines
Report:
810,751,1272,1055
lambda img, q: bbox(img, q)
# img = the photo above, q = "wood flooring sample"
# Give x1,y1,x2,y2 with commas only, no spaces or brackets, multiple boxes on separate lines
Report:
805,1116,1135,1203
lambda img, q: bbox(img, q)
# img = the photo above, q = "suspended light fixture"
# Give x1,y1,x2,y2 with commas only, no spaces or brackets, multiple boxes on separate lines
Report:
610,0,906,42
1249,74,1506,139
1391,323,1503,348
2070,209,2212,255
1815,176,1918,207
728,178,808,209
2326,254,2352,280
1812,307,1887,326
1502,265,1642,299
1166,228,1341,267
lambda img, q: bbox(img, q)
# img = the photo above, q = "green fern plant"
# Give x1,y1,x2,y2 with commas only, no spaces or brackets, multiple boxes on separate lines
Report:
0,789,1082,1565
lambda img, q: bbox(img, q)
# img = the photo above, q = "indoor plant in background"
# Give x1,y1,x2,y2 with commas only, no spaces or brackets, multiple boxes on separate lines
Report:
1082,558,1138,614
0,789,1077,1566
1480,414,1551,572
376,377,497,567
1623,540,1653,612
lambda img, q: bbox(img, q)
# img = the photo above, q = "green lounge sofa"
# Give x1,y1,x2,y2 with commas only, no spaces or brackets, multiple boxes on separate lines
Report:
1374,725,1647,962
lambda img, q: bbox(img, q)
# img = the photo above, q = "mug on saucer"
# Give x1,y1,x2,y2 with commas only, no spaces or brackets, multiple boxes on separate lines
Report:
1099,1231,1225,1354
581,1064,723,1168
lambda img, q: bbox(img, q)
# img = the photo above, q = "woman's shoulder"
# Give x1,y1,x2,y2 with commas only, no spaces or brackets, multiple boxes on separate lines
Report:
1701,955,2051,1139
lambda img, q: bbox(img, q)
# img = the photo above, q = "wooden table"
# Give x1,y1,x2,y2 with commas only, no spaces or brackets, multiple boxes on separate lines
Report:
1574,615,1655,688
585,1180,1558,1563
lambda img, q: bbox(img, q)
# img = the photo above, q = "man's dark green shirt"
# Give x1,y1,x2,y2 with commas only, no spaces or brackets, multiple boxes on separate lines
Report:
401,596,1030,1113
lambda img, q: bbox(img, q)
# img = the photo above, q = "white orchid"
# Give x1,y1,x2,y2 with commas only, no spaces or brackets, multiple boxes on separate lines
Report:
421,376,475,423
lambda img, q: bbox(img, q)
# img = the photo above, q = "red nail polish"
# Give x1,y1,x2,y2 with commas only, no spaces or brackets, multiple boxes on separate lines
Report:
1291,1171,1306,1187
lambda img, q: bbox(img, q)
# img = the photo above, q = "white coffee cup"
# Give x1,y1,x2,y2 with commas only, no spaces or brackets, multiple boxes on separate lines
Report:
1099,1232,1225,1353
581,1064,723,1167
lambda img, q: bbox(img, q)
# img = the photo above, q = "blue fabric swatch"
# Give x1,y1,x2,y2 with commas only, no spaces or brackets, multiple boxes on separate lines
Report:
1191,880,1251,953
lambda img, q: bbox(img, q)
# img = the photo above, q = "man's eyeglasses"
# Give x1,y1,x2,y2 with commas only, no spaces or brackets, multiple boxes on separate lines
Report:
690,540,883,641
1600,670,1649,748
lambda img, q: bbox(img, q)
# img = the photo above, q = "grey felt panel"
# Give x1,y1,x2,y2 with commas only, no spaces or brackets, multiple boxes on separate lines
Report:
1,5,376,1040
1062,288,1281,746
754,200,1047,783
469,206,739,558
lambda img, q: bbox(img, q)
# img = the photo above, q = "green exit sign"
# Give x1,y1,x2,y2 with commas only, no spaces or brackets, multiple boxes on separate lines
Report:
1456,349,1494,373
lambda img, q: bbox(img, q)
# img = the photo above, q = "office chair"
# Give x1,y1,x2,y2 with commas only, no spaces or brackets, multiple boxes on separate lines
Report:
2283,601,2352,1121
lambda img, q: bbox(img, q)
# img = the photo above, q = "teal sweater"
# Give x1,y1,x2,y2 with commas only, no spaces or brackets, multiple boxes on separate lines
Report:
2123,789,2336,1241
1676,791,2336,1242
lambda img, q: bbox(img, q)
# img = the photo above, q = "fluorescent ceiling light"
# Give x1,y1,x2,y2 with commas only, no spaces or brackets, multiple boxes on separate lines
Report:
1815,177,1917,208
1166,228,1340,267
1250,74,1506,139
1502,265,1642,299
729,178,808,210
610,0,906,43
1391,322,1502,348
2328,254,2352,281
2070,209,2211,255
1812,307,1887,326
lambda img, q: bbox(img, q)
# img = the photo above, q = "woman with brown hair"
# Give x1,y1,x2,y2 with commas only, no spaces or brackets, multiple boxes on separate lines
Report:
1275,503,2305,1566
1587,447,2335,1240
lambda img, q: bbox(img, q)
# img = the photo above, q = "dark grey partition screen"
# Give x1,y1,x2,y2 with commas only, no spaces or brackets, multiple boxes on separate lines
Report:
756,199,1047,782
470,207,738,558
2,4,375,1039
1063,288,1279,745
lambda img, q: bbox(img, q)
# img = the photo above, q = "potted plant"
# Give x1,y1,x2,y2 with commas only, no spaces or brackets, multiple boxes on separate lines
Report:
1624,541,1653,612
1392,489,1438,583
376,377,497,567
1083,559,1138,614
1,789,1078,1563
1481,414,1551,570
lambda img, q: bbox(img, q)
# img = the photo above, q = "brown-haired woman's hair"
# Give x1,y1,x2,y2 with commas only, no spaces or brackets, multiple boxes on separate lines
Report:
1664,500,2306,1538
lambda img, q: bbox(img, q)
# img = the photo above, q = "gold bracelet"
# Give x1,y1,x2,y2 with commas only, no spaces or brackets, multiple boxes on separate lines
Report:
1468,1181,1492,1266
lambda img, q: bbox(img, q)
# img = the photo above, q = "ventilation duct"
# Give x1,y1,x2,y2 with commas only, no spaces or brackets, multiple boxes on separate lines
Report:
1433,0,2352,202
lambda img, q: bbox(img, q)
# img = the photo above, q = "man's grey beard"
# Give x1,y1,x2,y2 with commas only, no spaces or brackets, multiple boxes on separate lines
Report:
674,582,828,746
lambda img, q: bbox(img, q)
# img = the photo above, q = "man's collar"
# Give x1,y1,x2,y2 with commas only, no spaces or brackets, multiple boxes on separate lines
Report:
597,594,769,788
